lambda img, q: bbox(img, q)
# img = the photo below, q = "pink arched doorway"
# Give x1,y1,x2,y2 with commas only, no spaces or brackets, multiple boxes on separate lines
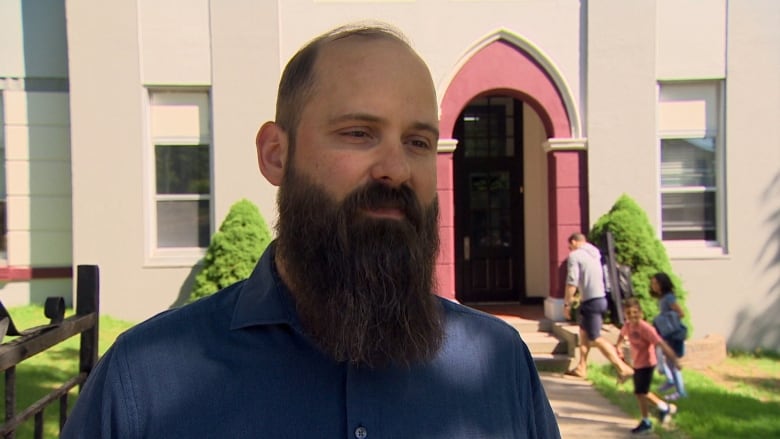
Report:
436,38,587,308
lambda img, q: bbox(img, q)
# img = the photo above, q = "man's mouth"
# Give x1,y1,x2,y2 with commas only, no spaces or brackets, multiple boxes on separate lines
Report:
362,206,406,220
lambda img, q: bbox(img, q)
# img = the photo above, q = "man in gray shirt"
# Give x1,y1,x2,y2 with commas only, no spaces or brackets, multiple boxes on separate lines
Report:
563,233,633,380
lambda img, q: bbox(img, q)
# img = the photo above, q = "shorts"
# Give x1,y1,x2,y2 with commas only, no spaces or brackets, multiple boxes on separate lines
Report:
633,366,655,395
664,337,685,358
578,296,607,340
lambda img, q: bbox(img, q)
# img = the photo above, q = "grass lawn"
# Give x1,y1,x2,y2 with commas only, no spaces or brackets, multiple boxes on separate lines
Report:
589,354,780,439
0,305,137,439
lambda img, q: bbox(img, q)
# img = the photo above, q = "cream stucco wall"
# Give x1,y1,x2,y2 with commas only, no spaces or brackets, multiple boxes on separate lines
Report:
523,104,550,298
67,0,181,320
209,1,281,230
656,0,726,80
674,0,779,349
585,0,780,349
586,0,660,220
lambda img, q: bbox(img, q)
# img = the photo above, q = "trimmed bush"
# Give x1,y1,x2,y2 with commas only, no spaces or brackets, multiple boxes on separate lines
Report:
188,199,272,303
589,194,693,335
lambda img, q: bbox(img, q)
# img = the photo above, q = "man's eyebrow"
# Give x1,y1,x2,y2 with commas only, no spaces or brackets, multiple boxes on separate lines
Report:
329,112,382,125
329,113,440,139
411,121,440,140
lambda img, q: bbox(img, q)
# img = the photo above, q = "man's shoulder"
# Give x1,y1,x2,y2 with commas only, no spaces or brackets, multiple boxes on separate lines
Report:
115,280,245,350
438,297,520,339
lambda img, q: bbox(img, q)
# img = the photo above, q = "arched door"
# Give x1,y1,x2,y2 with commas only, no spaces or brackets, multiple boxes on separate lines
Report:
454,96,525,302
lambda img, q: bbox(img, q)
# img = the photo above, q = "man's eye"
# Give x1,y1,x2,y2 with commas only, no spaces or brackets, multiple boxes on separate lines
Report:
409,139,432,150
342,130,370,138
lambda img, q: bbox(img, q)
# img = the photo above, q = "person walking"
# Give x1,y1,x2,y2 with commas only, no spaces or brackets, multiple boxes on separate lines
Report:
564,233,633,381
651,272,688,400
616,298,681,434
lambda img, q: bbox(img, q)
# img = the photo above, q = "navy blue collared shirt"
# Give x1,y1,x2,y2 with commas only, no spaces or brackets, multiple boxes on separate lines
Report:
62,245,560,438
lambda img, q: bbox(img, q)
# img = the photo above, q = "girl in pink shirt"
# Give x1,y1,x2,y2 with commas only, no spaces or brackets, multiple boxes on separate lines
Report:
616,298,682,435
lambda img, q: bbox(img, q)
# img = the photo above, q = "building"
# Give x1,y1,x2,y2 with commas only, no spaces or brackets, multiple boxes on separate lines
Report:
1,0,778,351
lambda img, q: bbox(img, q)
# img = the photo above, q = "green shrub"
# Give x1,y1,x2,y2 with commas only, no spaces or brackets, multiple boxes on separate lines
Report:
188,199,272,302
589,194,693,335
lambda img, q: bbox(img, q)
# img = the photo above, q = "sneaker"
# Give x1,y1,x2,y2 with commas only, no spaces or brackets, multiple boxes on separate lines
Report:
658,381,676,393
658,403,677,424
666,392,680,401
631,419,653,434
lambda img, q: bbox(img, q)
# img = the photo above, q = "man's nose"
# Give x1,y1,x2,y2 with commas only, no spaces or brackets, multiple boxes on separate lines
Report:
370,140,411,186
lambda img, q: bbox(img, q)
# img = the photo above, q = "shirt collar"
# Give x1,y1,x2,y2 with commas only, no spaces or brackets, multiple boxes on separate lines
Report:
230,241,302,331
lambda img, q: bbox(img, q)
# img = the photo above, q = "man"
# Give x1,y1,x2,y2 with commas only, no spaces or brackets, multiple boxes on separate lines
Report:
564,233,633,380
62,23,560,438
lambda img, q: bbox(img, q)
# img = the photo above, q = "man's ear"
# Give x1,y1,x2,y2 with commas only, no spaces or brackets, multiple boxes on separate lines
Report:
255,121,288,186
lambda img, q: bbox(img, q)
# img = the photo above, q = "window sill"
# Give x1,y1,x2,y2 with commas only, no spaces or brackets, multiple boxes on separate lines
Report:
664,241,729,260
144,248,205,268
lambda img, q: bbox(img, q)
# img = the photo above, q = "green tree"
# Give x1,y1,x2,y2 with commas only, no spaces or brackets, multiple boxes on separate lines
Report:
589,194,693,335
189,199,272,303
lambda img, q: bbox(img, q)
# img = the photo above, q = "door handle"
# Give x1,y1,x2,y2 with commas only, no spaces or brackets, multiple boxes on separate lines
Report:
464,236,470,261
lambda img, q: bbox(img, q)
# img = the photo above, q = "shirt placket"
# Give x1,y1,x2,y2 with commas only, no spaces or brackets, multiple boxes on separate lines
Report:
345,365,382,439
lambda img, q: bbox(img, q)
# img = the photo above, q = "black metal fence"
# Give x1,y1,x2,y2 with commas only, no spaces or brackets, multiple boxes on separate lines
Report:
0,265,99,439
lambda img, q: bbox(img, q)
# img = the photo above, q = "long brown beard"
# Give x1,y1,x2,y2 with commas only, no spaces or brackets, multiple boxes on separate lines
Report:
275,164,443,369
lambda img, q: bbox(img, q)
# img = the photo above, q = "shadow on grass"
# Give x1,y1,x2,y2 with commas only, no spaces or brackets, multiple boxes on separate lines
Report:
679,386,780,439
719,373,780,397
0,347,81,439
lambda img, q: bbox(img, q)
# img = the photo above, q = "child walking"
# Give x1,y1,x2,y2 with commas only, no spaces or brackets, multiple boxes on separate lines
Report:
616,298,681,435
650,272,687,400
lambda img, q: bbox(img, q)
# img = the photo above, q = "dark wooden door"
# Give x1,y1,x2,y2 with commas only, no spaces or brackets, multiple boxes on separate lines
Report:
454,97,525,302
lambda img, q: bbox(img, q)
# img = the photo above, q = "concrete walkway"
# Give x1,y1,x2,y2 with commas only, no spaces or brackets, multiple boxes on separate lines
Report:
540,373,658,438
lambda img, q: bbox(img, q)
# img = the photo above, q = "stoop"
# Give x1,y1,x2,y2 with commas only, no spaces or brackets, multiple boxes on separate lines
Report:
470,304,576,373
506,318,574,373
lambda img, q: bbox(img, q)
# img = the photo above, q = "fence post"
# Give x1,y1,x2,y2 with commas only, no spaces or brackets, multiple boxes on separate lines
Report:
76,265,99,388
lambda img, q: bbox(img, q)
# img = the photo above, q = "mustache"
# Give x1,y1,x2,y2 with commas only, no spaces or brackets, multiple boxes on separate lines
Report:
343,182,423,227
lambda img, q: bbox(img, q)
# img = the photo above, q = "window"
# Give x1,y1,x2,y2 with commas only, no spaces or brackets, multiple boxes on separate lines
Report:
149,91,211,253
658,82,724,245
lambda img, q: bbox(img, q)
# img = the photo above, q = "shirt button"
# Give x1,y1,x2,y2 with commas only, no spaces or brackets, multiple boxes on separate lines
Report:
354,426,368,439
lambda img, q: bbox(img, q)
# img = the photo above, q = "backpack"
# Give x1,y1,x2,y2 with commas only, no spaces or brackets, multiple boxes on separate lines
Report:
653,310,688,341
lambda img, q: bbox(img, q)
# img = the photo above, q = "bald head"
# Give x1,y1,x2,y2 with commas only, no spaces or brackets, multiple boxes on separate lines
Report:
275,23,427,142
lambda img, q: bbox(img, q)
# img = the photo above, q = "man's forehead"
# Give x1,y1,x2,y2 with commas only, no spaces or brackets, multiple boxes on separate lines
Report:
318,34,419,66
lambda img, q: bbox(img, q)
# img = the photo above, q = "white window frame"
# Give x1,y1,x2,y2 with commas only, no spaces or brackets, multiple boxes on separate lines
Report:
657,80,727,259
0,93,5,262
143,88,212,267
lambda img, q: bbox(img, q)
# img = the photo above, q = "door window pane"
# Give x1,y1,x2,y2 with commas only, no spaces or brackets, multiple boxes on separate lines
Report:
469,172,511,248
460,97,515,158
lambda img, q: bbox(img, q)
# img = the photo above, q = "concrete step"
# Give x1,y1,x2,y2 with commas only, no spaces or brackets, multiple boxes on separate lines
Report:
475,305,627,373
502,317,554,334
516,329,573,373
526,322,623,373
521,331,569,355
533,353,575,373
